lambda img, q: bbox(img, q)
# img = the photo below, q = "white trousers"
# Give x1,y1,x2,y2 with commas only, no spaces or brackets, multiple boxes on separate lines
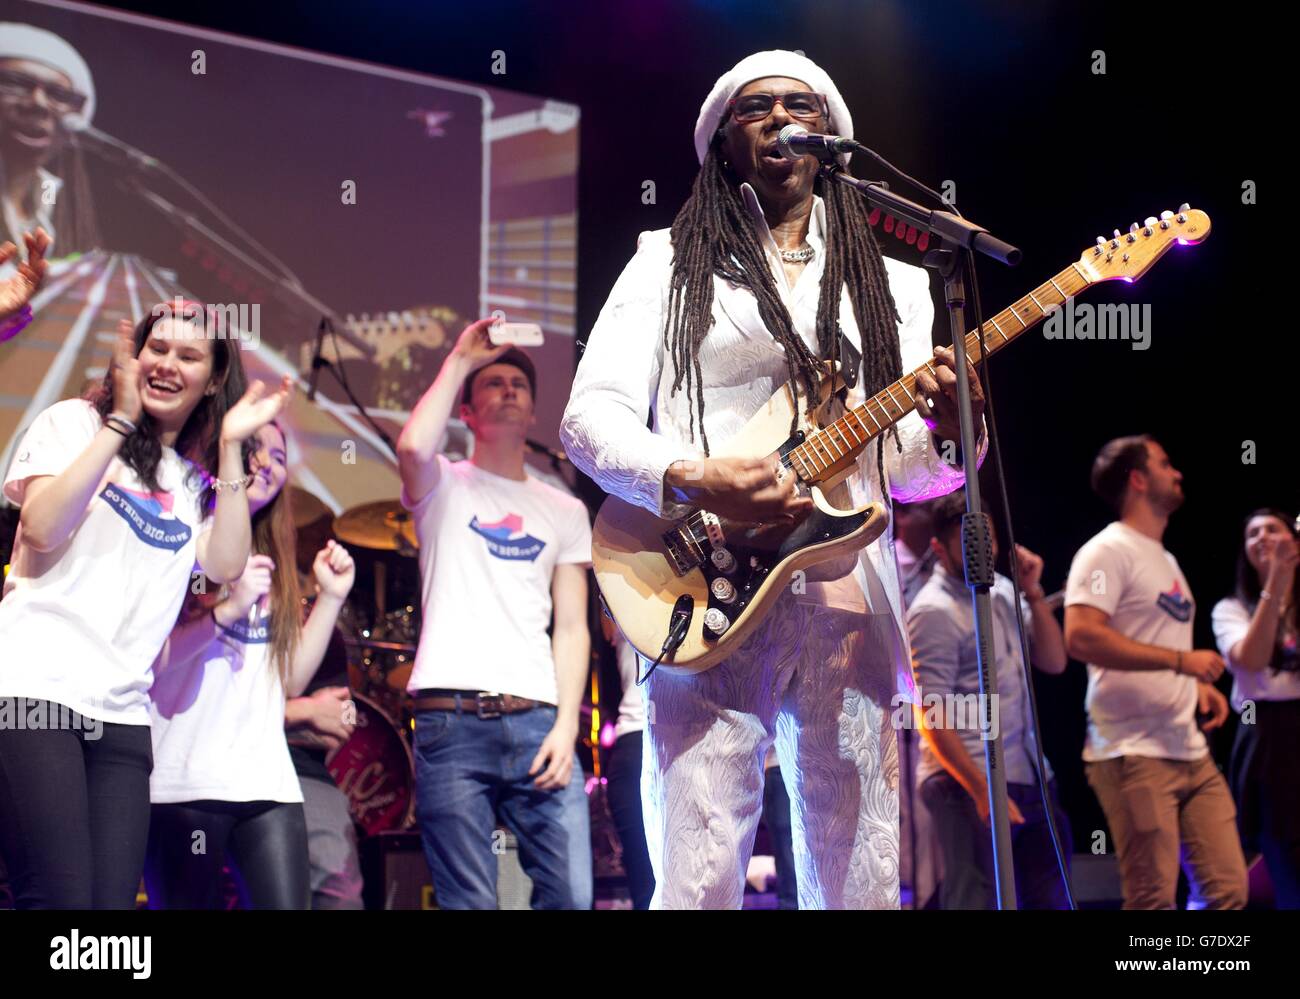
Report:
642,597,903,909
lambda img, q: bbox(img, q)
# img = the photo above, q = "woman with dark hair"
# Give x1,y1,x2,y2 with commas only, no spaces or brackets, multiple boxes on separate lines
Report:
145,418,355,909
0,299,292,909
1212,508,1300,908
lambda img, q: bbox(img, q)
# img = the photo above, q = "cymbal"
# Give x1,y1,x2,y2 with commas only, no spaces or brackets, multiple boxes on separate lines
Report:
289,486,332,529
333,500,418,554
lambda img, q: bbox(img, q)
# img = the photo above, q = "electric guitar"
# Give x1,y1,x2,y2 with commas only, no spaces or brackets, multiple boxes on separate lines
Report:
591,206,1211,674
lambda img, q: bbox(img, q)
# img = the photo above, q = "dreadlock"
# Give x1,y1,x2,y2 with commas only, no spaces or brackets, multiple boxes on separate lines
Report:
665,140,905,488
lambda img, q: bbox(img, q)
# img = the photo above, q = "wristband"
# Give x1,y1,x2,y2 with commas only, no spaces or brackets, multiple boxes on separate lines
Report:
106,411,138,433
104,421,129,439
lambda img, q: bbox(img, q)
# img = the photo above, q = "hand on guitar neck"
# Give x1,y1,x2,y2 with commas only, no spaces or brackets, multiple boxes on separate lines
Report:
913,344,985,448
663,454,813,527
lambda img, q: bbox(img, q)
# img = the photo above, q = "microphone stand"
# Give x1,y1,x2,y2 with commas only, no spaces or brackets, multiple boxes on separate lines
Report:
822,163,1023,909
307,314,398,458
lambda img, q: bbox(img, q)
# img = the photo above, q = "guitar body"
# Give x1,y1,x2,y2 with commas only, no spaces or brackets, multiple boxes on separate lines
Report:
589,206,1211,676
591,373,888,675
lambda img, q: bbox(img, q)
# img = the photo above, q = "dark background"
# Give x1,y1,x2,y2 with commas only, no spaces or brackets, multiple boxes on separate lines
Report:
83,0,1286,847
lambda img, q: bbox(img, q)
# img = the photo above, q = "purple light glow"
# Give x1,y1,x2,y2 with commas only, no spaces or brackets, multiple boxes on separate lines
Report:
600,721,616,748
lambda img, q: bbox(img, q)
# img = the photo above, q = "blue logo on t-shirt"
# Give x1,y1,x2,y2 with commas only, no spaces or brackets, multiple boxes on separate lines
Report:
99,483,192,552
468,512,545,562
1156,580,1193,622
218,608,272,645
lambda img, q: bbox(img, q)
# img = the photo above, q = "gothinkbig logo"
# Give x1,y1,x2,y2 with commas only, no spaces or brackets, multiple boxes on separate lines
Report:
99,484,192,552
468,513,545,562
1156,579,1193,622
218,608,271,645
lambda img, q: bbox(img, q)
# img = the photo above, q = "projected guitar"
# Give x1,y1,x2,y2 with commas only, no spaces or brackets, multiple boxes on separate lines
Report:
591,206,1211,674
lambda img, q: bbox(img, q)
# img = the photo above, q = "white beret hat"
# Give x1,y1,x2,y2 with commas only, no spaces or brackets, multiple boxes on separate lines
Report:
694,49,852,167
0,22,96,128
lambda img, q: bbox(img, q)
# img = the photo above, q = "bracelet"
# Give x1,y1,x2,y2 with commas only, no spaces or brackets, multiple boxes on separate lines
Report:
103,415,135,437
211,474,255,493
1174,650,1183,674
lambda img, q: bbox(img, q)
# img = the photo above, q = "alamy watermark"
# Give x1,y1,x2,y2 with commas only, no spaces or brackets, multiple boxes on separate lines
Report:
892,688,1001,741
150,296,260,350
1042,298,1151,351
0,697,103,740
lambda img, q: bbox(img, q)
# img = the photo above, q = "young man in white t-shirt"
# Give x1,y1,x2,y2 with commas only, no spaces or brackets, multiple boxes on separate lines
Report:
1064,434,1247,909
396,318,592,909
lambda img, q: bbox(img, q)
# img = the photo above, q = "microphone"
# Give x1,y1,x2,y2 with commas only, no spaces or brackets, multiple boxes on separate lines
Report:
61,118,161,171
777,124,861,162
306,317,328,402
776,124,859,160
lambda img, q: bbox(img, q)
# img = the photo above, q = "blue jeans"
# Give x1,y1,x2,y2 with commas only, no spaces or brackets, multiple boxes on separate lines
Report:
413,704,577,909
921,772,1073,910
559,759,593,909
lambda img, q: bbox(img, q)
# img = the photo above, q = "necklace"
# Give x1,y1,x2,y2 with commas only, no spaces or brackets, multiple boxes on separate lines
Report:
778,244,815,263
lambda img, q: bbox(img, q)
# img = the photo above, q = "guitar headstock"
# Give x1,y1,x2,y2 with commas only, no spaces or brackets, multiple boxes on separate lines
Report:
1078,204,1211,283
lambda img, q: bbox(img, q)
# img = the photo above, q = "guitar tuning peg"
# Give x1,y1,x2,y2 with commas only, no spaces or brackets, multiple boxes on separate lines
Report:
1178,202,1190,213
1129,223,1139,233
1160,210,1174,221
1143,217,1157,227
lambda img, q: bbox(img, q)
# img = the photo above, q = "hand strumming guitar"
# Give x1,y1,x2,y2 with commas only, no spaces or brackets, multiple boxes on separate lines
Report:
664,455,813,527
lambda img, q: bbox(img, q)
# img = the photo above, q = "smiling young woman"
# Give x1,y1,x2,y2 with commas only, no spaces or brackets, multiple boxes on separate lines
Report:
1212,509,1300,908
145,419,356,910
0,299,292,909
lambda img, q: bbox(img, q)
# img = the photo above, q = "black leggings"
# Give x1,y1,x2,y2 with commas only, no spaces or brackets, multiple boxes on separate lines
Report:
0,700,153,909
144,799,310,909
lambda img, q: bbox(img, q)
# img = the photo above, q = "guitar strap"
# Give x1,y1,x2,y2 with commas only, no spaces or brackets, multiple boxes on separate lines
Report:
834,323,861,399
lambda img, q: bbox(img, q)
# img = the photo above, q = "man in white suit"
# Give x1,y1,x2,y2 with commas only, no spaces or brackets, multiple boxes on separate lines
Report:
561,50,984,908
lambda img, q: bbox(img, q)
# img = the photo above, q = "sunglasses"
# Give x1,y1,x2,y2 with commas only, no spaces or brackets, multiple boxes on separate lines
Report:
0,68,88,115
727,91,828,124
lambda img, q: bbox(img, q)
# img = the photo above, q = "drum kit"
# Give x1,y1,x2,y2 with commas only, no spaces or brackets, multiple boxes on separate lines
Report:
293,489,424,835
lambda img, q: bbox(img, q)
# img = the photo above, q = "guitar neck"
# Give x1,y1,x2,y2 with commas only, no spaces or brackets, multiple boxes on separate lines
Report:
788,261,1092,481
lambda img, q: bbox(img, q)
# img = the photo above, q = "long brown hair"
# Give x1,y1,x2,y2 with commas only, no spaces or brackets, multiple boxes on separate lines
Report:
89,300,248,507
249,420,302,687
183,421,301,687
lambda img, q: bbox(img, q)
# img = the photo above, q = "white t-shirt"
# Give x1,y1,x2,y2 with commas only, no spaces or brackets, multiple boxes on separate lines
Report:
148,605,303,803
614,635,646,740
402,456,592,704
1066,521,1204,762
0,399,210,725
1211,596,1300,712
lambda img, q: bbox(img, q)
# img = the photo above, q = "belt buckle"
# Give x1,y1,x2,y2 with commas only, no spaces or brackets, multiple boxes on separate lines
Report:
476,692,504,719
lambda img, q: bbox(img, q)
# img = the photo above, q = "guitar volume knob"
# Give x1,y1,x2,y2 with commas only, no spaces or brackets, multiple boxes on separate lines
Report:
703,608,731,635
710,577,737,604
710,548,736,573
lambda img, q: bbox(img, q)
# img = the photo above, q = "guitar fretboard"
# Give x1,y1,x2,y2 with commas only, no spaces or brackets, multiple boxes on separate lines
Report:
787,261,1092,480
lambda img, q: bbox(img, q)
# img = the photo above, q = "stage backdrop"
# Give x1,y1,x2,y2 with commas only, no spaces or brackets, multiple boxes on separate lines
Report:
0,0,579,514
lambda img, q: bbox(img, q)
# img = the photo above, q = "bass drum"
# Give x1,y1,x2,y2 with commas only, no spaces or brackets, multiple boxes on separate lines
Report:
327,692,415,836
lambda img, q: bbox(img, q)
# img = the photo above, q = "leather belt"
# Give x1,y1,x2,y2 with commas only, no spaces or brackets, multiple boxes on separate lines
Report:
412,689,542,719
